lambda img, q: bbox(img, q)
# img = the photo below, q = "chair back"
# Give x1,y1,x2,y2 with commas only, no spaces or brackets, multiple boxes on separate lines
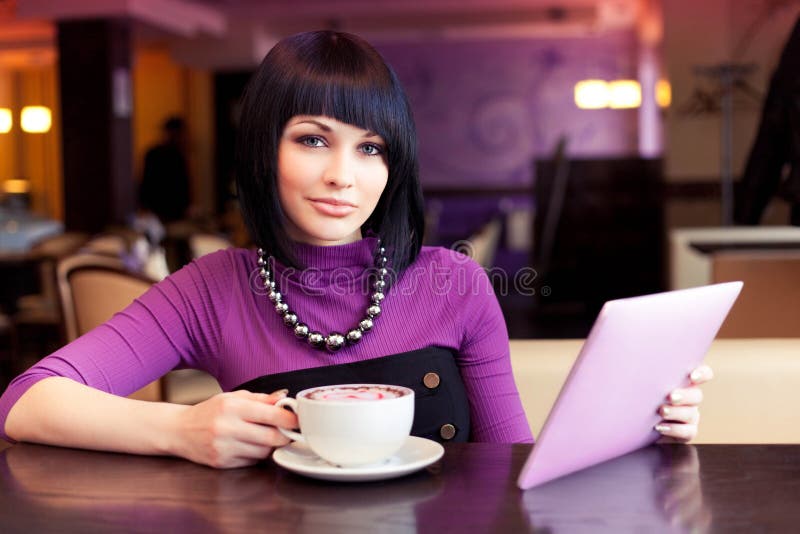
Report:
30,232,89,258
82,234,129,257
56,254,163,401
23,232,90,314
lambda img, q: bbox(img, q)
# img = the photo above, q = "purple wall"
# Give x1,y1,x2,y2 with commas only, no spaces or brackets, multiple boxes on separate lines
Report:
377,32,640,189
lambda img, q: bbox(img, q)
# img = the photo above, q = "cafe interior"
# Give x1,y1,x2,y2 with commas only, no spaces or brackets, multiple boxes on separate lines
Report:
0,0,799,530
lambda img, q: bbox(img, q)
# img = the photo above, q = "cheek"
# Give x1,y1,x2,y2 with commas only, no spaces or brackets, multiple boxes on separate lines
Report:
368,164,389,200
365,174,388,210
276,143,313,192
275,168,304,222
276,161,311,206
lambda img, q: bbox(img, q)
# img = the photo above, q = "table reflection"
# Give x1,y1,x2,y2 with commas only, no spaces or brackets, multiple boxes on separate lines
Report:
0,443,719,533
0,444,443,533
1,445,241,531
522,445,711,532
274,471,442,532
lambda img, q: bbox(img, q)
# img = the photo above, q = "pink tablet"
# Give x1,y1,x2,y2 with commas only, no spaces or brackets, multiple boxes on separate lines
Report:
518,282,743,489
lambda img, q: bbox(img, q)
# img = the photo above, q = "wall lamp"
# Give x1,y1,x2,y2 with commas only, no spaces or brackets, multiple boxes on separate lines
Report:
574,79,610,109
608,80,642,109
20,106,52,133
575,79,670,110
0,106,52,133
0,108,12,133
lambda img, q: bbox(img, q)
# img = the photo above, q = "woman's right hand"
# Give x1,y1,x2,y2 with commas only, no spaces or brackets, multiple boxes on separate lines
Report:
170,389,297,469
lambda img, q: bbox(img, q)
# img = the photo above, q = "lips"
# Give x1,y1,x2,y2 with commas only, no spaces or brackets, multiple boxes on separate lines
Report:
309,198,357,217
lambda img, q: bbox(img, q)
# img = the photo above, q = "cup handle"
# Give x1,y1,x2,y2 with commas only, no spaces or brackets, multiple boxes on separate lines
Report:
275,397,305,442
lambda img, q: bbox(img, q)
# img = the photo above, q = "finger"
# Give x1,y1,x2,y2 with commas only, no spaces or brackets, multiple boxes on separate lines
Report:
235,400,298,429
221,443,274,467
199,434,273,469
689,365,714,385
234,441,274,460
667,387,703,407
221,457,261,469
655,422,697,442
659,405,700,425
230,420,292,448
231,389,288,404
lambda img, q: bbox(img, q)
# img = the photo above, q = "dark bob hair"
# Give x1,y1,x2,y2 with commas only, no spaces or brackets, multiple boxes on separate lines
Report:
235,30,425,273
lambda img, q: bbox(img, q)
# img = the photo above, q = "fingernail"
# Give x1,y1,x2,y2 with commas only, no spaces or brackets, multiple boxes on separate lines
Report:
669,391,682,403
271,388,289,398
655,424,671,433
690,369,703,382
661,406,671,417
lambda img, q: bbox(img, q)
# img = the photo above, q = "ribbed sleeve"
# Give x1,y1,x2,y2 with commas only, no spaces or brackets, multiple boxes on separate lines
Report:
443,250,533,443
1,239,533,443
0,250,234,441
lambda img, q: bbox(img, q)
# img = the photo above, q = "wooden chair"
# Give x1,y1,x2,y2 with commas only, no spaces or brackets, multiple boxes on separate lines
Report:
56,254,164,401
56,253,222,404
12,232,90,360
711,250,800,338
82,233,130,257
15,232,90,324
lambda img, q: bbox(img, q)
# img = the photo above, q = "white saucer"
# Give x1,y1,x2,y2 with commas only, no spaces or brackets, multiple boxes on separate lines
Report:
272,436,444,482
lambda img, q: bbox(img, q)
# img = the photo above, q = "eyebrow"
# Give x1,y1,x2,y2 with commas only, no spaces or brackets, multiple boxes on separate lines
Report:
293,119,380,139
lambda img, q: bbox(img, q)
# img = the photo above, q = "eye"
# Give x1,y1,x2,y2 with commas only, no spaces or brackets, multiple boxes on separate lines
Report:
360,143,384,156
299,135,326,148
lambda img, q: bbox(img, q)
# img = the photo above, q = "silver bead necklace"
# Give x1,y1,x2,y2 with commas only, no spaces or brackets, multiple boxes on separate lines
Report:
256,242,388,352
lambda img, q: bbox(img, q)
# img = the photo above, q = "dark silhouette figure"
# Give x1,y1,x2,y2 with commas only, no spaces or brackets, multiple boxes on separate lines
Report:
735,17,800,226
139,117,191,224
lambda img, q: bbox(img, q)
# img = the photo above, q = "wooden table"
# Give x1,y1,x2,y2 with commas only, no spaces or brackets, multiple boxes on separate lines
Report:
0,442,798,532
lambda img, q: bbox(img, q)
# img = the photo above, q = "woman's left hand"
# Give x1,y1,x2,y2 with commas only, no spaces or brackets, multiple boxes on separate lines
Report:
655,365,714,443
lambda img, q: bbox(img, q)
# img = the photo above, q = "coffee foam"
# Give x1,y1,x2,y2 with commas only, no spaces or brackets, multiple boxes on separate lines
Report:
306,385,407,402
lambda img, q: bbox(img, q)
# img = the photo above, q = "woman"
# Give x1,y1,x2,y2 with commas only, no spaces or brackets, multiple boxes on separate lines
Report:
0,31,710,468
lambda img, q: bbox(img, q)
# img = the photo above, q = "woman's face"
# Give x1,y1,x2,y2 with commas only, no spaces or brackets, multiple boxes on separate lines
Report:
277,115,389,246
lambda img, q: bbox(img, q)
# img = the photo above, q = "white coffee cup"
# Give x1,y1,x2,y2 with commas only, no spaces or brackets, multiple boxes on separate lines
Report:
275,384,415,467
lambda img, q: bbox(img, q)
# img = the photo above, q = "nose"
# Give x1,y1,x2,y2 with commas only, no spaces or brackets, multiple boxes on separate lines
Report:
323,149,356,188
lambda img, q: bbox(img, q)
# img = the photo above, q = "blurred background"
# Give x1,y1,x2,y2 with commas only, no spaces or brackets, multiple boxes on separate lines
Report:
1,0,799,378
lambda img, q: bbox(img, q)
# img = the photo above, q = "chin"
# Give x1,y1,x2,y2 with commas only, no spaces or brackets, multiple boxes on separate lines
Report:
287,209,368,245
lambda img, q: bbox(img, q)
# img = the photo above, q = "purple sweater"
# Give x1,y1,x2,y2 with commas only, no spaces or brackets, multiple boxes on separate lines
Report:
0,238,533,443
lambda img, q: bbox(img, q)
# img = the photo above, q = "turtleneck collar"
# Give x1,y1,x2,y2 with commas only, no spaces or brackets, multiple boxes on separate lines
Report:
278,237,379,272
